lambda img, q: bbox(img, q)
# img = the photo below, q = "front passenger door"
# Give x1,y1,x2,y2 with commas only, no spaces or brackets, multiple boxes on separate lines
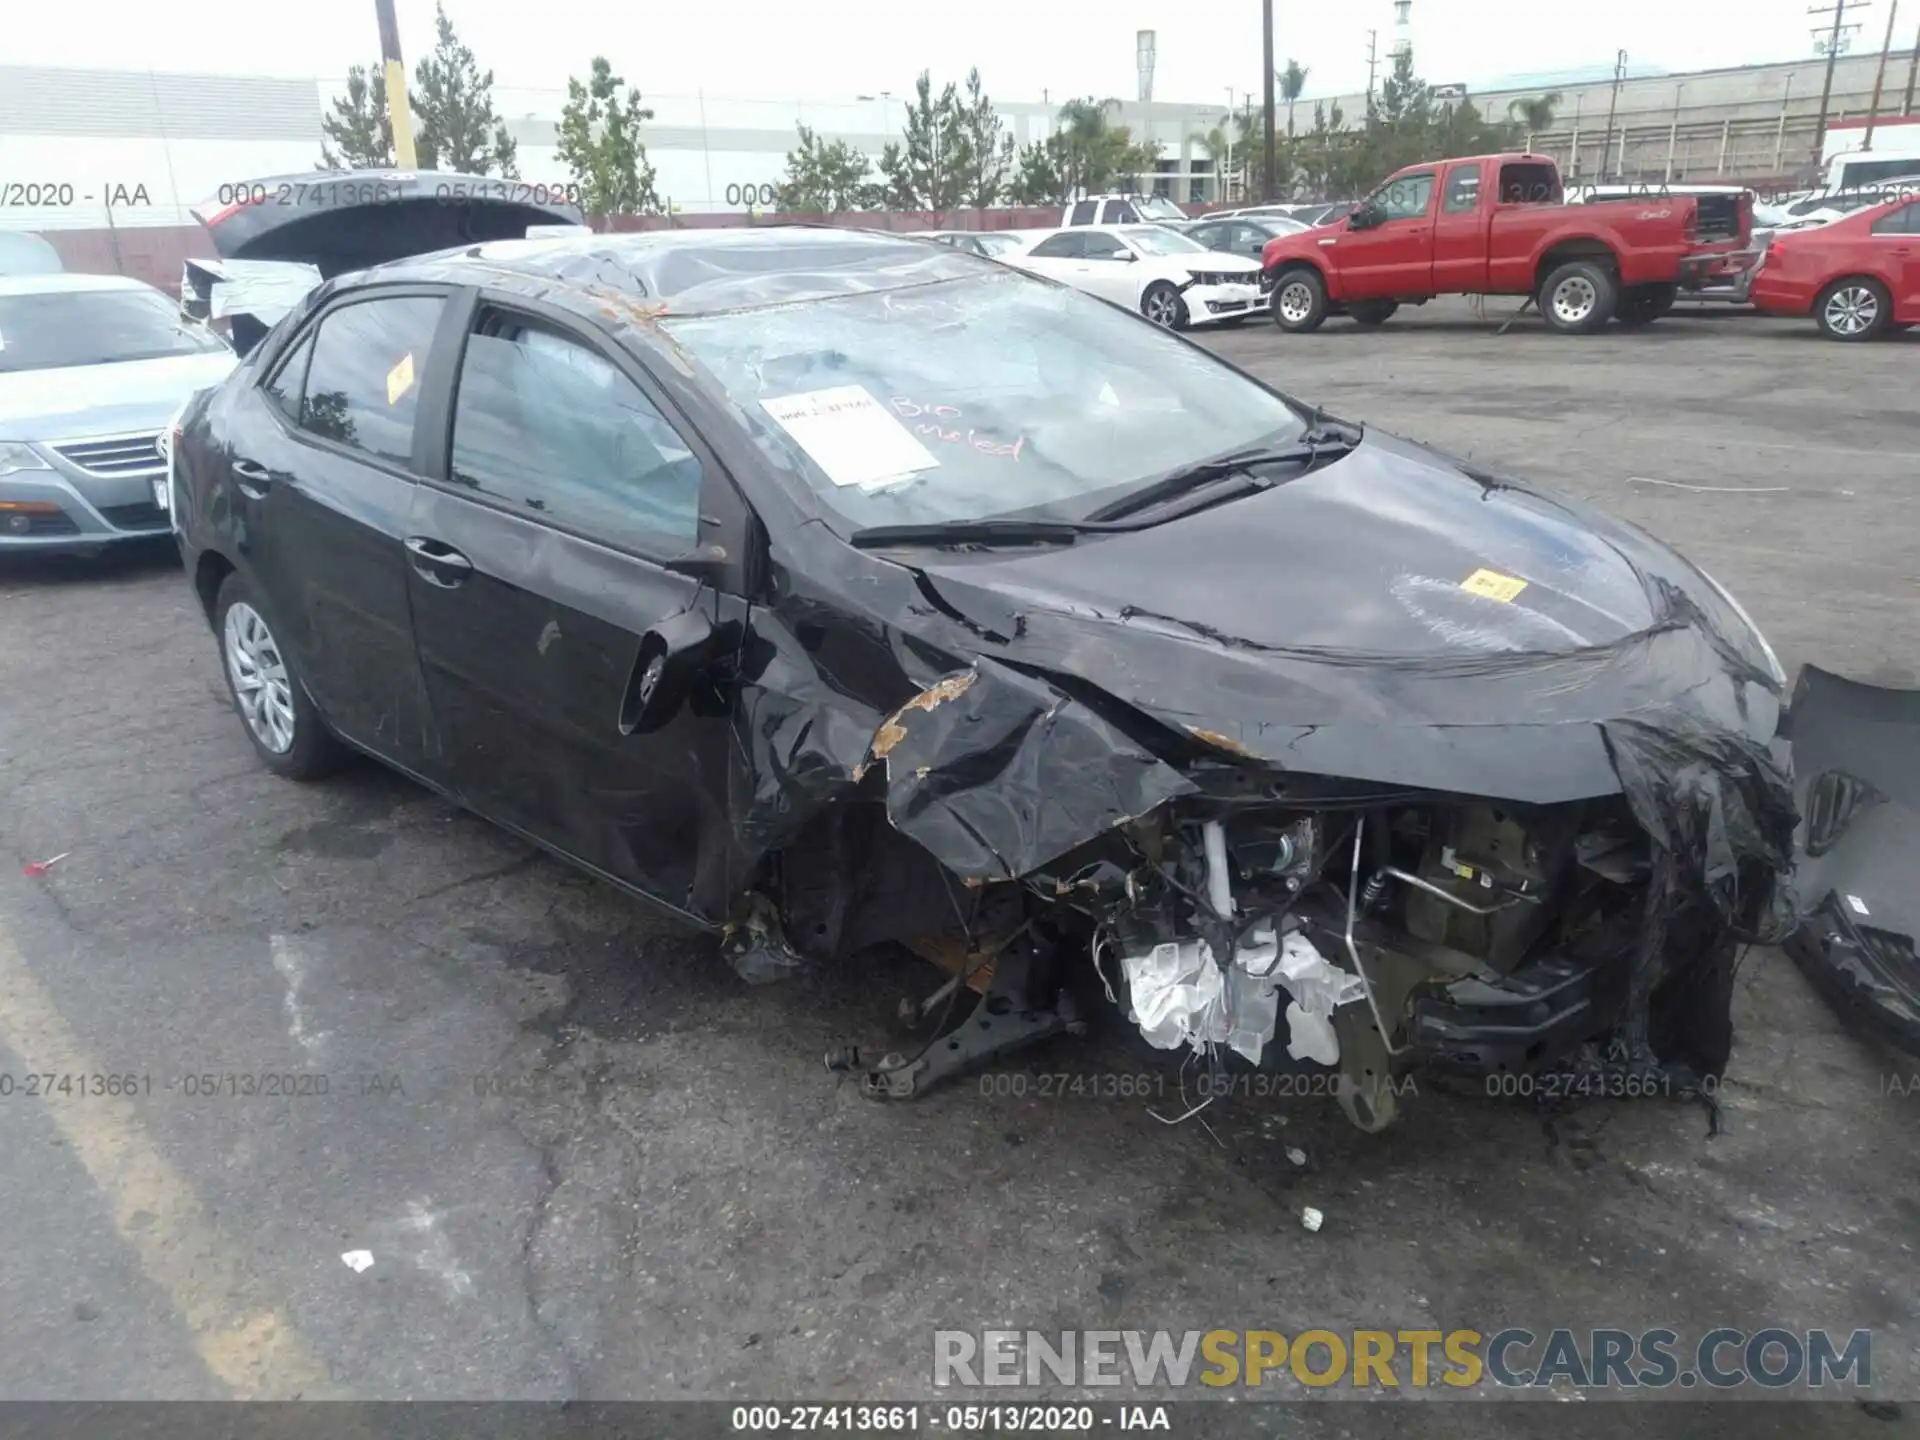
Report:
405,300,749,920
1330,171,1437,299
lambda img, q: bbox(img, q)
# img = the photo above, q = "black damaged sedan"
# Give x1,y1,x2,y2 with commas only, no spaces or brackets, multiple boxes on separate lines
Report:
170,225,1800,1131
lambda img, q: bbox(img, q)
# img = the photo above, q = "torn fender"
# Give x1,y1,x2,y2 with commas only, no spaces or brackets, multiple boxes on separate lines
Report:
1784,665,1920,1056
857,658,1197,882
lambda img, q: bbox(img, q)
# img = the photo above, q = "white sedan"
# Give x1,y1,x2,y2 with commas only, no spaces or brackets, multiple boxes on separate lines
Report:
1003,224,1265,330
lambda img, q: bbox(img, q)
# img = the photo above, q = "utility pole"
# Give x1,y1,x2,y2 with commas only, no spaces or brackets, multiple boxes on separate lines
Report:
1262,0,1277,202
375,0,418,168
1601,50,1628,181
1865,0,1901,147
1809,0,1864,171
1365,30,1379,112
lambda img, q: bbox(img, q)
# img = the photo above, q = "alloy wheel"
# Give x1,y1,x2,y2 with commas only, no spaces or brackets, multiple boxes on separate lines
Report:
1550,275,1598,326
1143,288,1180,327
1278,281,1314,324
224,602,296,754
1824,286,1878,337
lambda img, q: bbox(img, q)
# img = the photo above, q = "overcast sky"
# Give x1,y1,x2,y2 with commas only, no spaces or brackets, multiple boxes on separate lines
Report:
8,0,1883,102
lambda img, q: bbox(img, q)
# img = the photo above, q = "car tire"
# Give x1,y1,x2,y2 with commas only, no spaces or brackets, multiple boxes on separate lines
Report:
1815,277,1892,341
1348,300,1399,327
1539,260,1618,334
1140,281,1189,330
1270,268,1329,333
214,572,347,781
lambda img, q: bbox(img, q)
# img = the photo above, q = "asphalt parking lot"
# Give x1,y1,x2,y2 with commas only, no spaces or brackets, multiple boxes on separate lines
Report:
0,298,1915,1431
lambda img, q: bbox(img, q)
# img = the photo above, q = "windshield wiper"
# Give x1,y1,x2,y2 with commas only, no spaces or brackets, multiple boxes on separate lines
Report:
1082,434,1359,524
849,517,1093,549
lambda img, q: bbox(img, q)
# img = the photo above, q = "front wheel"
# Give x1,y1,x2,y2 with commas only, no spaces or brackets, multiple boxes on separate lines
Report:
1140,281,1189,331
1539,259,1619,334
1816,278,1892,340
215,573,346,780
1270,269,1329,333
1348,300,1399,327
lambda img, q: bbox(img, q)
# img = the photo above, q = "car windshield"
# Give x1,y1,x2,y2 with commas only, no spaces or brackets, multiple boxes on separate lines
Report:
661,268,1307,530
0,287,227,372
1118,226,1207,256
1132,196,1186,220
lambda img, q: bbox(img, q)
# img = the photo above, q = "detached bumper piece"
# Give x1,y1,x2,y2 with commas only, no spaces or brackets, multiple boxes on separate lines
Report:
1785,665,1920,1057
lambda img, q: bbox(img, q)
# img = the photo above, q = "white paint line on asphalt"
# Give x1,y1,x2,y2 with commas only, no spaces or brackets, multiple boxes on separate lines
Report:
1629,477,1792,494
269,932,326,1059
0,918,341,1398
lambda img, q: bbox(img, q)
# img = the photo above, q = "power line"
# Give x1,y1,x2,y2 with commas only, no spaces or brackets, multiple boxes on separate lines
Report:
1809,0,1868,168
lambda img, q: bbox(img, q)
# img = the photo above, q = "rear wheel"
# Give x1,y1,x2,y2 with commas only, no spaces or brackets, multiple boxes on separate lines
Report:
1539,259,1619,334
1815,278,1891,340
1270,268,1329,333
1140,281,1189,331
215,573,346,780
1348,300,1399,327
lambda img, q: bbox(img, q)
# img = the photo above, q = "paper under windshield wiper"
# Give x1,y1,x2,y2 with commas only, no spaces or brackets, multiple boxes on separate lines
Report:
1082,436,1357,523
849,517,1092,549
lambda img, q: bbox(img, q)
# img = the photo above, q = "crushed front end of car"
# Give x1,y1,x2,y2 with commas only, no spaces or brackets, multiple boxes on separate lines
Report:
722,502,1797,1133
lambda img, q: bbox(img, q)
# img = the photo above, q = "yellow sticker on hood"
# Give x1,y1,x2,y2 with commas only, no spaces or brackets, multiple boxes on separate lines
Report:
386,352,416,405
1460,568,1528,603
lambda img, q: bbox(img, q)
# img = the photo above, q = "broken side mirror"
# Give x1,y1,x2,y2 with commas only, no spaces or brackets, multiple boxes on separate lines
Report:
619,607,717,735
1349,205,1384,231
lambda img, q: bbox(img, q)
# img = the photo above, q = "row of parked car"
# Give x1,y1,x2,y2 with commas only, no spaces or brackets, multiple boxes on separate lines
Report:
924,159,1920,342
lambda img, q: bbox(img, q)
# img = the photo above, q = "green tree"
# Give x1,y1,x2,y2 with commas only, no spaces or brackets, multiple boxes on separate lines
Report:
1052,97,1153,196
952,68,1014,208
1007,138,1067,204
411,3,519,176
556,57,660,218
1507,91,1565,134
319,66,394,169
1279,59,1310,137
1190,122,1234,193
774,125,878,212
880,71,969,209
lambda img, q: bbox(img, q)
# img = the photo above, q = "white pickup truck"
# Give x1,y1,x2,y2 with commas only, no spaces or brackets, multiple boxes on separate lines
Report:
1059,194,1190,226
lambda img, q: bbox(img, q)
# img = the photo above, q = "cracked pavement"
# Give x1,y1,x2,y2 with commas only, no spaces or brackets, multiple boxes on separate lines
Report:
0,301,1915,1432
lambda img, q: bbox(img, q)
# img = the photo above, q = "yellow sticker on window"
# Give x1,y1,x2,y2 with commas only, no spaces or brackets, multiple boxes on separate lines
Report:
1460,568,1528,603
386,352,416,406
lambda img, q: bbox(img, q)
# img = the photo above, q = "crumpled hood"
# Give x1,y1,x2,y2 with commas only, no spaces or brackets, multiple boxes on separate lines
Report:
902,430,1780,804
918,430,1658,658
0,352,238,441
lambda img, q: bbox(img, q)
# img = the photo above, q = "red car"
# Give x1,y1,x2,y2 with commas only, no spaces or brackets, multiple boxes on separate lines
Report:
1747,192,1920,340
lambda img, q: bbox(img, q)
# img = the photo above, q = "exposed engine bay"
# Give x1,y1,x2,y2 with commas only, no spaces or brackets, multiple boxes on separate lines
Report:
782,764,1770,1133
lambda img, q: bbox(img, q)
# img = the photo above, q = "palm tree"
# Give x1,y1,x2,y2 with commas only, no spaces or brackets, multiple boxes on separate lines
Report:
1189,122,1234,196
1507,92,1564,135
1279,59,1309,137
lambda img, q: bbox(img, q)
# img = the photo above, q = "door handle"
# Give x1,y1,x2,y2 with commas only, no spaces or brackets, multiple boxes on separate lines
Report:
405,535,473,588
231,458,273,498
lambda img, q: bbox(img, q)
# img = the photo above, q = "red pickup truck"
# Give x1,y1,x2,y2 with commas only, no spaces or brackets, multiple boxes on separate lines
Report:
1261,153,1752,334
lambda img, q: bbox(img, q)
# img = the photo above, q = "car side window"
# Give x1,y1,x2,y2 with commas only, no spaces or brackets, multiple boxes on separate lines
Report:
264,331,315,424
293,295,445,465
1186,223,1218,249
1375,173,1436,221
1109,200,1139,224
1443,165,1482,214
1232,224,1266,254
1069,201,1098,225
1029,232,1084,259
1082,232,1128,260
449,313,702,551
1871,202,1918,234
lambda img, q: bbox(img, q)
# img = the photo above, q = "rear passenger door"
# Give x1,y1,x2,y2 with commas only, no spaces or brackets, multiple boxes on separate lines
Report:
224,287,455,771
1869,201,1920,319
1017,231,1088,282
404,295,750,920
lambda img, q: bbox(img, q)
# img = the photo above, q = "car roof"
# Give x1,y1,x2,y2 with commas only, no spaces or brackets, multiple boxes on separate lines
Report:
359,225,996,319
0,271,159,297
